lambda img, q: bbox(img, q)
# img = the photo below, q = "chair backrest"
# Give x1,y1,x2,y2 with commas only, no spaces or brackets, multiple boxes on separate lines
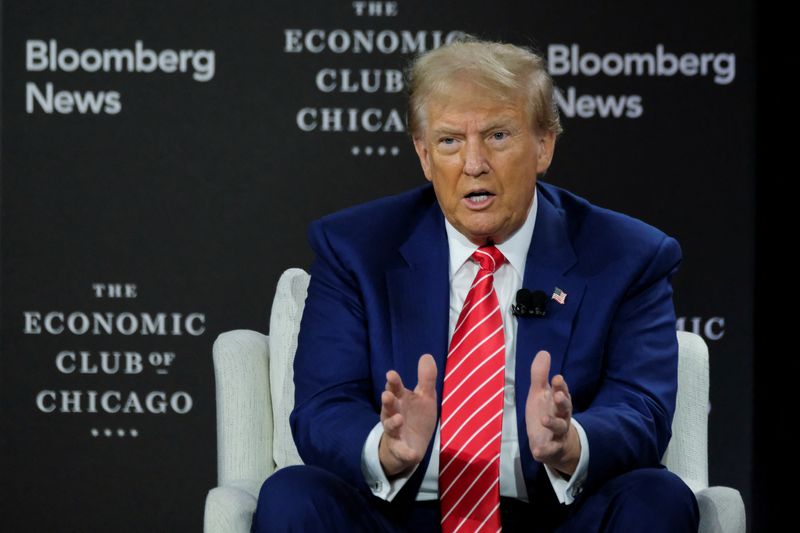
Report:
267,268,709,490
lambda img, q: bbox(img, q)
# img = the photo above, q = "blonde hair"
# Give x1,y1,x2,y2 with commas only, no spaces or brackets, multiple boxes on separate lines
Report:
406,36,563,139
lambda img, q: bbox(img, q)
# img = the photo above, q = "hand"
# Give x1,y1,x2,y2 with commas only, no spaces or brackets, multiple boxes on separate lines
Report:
525,350,581,476
378,354,438,477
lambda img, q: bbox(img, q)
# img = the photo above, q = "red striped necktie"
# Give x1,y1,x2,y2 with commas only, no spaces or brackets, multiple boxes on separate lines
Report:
439,244,506,533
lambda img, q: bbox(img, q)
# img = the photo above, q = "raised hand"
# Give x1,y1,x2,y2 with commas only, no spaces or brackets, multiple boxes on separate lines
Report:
378,354,438,477
525,350,581,476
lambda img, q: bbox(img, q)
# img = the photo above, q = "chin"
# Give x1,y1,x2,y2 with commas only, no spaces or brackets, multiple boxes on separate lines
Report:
462,227,499,244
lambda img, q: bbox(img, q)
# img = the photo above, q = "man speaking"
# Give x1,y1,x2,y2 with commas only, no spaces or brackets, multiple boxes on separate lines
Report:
252,37,699,532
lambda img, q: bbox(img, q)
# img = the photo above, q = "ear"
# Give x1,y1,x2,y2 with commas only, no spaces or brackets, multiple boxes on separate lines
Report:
413,136,433,182
535,130,556,175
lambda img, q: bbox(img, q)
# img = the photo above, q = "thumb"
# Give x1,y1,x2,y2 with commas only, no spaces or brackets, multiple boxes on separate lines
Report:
416,353,437,395
530,350,551,391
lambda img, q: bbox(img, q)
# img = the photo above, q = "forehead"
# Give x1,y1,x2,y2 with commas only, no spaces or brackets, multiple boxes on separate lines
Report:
424,80,528,131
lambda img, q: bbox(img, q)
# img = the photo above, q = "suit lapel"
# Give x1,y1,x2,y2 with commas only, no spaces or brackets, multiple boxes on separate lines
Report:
386,200,450,392
384,197,450,503
515,185,587,485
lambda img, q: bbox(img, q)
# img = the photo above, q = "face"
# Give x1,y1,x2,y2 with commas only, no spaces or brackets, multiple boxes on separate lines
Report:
413,80,555,245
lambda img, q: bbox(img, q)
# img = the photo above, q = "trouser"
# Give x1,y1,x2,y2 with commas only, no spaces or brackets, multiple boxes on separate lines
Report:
251,463,699,532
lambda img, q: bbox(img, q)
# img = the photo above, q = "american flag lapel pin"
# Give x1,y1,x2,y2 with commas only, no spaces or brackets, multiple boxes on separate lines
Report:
551,287,567,304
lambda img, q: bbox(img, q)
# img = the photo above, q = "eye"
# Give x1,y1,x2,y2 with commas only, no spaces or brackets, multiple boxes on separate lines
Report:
491,131,508,141
437,137,460,153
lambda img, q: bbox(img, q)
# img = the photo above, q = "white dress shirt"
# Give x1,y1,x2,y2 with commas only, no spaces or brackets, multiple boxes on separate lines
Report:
361,187,589,505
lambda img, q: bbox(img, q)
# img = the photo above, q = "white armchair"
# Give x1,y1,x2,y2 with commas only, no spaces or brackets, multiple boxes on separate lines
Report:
203,268,745,533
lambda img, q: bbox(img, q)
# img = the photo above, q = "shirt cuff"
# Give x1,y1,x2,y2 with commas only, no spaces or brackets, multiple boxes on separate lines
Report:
360,420,419,501
543,417,590,505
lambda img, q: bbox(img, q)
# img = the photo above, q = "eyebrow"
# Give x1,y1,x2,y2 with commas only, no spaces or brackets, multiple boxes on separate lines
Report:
480,121,514,135
431,118,516,138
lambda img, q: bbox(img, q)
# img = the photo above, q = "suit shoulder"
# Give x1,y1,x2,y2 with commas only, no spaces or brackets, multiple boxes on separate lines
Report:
308,183,436,260
539,181,682,268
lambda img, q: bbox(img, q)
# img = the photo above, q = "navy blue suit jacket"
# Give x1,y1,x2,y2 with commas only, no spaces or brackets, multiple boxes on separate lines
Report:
290,180,682,507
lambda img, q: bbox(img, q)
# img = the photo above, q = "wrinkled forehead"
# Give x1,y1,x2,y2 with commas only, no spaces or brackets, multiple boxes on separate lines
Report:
421,77,531,132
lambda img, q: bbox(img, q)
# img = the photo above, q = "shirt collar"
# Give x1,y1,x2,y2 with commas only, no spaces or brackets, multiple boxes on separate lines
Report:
444,186,538,279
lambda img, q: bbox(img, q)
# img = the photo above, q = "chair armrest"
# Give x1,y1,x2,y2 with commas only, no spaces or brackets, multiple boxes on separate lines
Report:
695,486,746,533
213,329,275,486
663,331,710,491
204,485,258,533
268,268,309,469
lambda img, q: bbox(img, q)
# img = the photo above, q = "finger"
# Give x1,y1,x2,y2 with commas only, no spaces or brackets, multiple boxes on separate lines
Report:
552,390,572,418
381,390,399,418
551,374,570,397
416,354,437,396
386,370,406,398
530,350,551,391
383,413,404,437
541,414,570,436
532,441,555,461
533,441,563,462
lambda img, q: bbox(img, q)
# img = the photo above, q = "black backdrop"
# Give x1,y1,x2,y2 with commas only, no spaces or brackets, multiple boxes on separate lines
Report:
1,1,755,531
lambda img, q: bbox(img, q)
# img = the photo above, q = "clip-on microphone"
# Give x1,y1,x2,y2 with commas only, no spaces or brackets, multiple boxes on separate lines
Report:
512,288,547,318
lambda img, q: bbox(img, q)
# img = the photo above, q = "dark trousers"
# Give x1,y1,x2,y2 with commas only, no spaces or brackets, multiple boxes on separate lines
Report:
251,464,699,532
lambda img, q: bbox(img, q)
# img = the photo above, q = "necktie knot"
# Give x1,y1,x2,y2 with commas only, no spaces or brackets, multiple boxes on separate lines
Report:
471,245,505,274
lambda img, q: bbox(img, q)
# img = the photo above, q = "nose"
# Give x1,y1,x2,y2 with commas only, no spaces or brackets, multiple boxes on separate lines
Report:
463,138,490,177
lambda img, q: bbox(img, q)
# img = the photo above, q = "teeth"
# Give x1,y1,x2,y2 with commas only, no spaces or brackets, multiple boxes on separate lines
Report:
467,194,489,203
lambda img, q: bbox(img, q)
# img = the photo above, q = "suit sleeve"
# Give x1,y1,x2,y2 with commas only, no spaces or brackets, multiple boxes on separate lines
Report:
571,233,683,494
289,219,380,493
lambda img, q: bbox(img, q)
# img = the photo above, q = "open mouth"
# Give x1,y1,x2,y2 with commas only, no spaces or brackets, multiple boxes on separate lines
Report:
464,190,495,204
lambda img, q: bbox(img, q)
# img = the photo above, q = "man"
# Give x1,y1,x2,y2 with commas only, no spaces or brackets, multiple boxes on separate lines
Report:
252,38,699,532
